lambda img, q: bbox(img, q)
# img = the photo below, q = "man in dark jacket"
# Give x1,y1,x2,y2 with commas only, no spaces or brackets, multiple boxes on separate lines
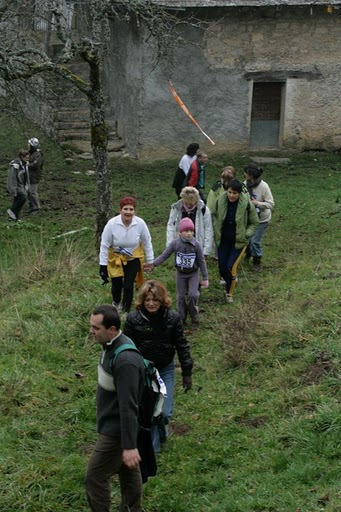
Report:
86,304,145,512
27,137,43,213
7,149,30,221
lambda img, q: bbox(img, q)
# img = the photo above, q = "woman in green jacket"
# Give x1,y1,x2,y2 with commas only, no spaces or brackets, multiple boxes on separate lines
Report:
212,179,259,303
206,165,236,213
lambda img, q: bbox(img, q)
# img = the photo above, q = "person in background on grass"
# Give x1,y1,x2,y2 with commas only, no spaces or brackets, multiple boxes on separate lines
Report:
172,142,199,198
124,280,193,453
86,304,145,512
207,165,236,213
99,196,154,313
186,151,209,202
212,179,258,303
244,163,275,271
6,149,30,222
153,217,208,325
27,137,44,214
167,186,213,257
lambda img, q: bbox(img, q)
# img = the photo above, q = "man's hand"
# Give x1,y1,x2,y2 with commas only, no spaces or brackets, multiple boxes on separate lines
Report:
201,279,209,288
122,448,141,468
99,265,109,284
182,375,192,391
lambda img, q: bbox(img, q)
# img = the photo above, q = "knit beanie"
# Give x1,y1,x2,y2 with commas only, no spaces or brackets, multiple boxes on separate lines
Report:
179,217,195,233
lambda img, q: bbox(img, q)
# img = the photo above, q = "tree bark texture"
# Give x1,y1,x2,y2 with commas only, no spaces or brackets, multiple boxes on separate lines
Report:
87,56,112,245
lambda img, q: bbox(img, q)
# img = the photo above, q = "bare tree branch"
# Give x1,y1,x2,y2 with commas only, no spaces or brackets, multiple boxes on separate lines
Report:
0,0,192,242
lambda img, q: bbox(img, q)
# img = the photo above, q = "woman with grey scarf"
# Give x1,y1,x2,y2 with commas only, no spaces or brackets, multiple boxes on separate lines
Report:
244,164,275,271
166,186,213,257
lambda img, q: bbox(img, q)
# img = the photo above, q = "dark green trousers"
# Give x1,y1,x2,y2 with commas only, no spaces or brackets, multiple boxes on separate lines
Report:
86,434,142,512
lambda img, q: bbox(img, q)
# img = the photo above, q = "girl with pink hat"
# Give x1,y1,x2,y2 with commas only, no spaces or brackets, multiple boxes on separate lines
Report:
151,217,208,325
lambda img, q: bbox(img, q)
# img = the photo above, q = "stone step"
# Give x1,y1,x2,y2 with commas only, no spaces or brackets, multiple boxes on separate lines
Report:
56,98,89,109
56,108,90,121
61,140,92,152
108,140,125,152
58,127,118,139
58,130,91,141
251,156,291,164
56,120,90,130
61,139,125,154
56,117,116,132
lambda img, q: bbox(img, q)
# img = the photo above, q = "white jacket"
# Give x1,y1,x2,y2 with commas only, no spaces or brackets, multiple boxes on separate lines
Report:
178,154,196,176
245,180,274,223
166,199,213,256
99,215,154,265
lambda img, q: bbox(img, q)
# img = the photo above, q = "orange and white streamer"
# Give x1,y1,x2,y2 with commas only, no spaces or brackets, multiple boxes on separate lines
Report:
169,81,215,145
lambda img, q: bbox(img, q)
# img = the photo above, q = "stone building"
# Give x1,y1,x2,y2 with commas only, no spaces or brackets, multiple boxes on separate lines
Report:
104,0,341,158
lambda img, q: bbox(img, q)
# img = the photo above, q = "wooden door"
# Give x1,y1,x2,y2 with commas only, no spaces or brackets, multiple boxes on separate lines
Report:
250,82,283,148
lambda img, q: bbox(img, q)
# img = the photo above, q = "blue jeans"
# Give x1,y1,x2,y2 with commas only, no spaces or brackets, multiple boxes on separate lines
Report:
152,361,174,453
249,222,268,258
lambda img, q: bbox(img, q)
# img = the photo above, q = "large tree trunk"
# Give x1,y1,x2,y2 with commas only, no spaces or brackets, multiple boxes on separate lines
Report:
87,58,112,246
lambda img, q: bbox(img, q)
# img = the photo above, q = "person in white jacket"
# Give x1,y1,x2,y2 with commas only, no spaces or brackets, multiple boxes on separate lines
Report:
166,186,213,257
172,143,199,198
244,164,275,271
99,196,154,312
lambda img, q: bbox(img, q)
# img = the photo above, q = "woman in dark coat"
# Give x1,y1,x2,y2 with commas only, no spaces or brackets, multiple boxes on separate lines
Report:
124,280,193,452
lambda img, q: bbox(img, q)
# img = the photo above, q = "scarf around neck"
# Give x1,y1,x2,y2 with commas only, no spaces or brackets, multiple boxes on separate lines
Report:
246,176,262,197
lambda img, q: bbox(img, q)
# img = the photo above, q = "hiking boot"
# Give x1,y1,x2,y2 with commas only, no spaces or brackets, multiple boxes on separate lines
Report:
224,292,234,304
112,301,122,313
253,256,262,272
7,209,17,221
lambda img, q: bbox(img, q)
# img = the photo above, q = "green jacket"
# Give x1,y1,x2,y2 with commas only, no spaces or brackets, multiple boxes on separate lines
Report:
206,180,225,212
212,191,259,249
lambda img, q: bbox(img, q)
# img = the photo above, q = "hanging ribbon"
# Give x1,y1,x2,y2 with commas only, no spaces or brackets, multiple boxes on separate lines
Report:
169,81,215,145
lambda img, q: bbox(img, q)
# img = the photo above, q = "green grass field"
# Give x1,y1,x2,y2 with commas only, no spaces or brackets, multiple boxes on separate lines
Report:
0,114,340,512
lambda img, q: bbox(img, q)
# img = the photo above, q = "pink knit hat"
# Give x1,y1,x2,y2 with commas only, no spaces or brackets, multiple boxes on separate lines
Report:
179,217,195,233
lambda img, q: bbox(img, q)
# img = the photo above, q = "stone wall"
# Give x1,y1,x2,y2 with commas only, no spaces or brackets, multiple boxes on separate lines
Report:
104,21,145,157
107,6,341,157
203,6,341,151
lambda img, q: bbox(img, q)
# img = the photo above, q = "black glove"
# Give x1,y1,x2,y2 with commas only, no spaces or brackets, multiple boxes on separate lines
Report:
99,265,109,284
182,375,192,391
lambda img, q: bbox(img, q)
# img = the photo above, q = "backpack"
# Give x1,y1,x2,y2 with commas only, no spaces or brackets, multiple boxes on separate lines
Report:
111,341,166,430
112,340,165,482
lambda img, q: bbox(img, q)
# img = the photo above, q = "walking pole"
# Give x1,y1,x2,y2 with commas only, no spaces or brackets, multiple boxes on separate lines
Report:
228,246,247,297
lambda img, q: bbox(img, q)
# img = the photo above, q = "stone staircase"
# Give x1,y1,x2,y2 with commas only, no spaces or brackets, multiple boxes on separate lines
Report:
53,60,125,158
